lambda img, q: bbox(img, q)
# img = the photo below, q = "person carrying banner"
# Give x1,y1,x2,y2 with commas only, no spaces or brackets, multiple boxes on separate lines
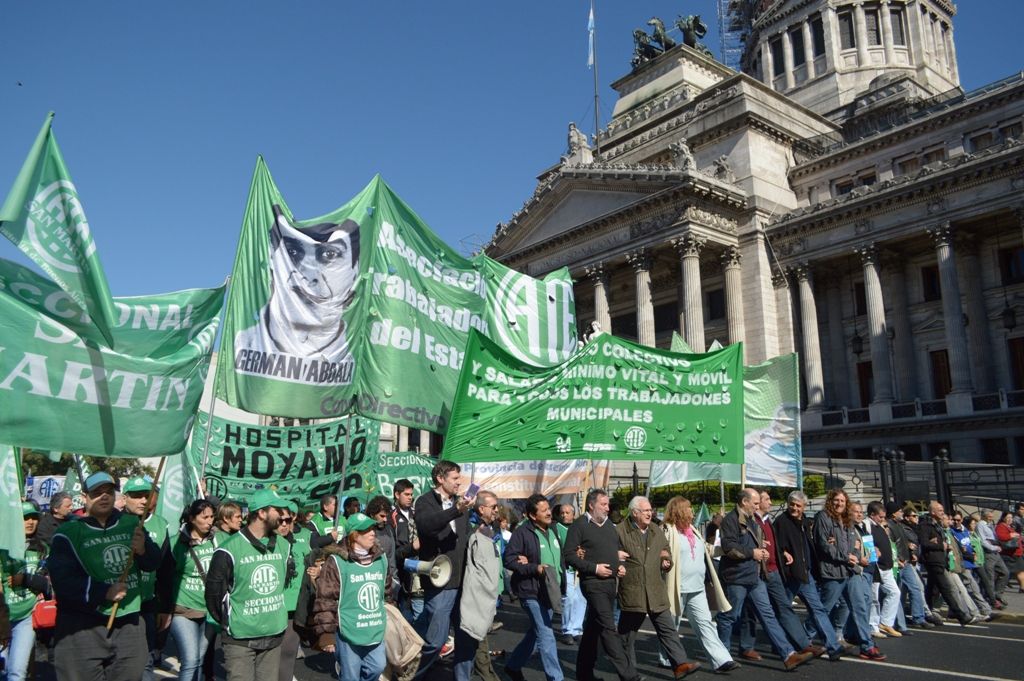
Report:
216,501,244,535
553,504,585,645
48,471,163,681
563,488,640,681
123,476,173,681
412,460,475,680
311,494,343,547
205,488,290,681
164,498,218,681
0,501,53,681
275,501,306,681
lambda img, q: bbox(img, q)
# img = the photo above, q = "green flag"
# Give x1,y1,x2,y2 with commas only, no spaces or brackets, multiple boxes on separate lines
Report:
216,164,577,430
63,464,84,511
154,452,197,529
0,257,223,456
694,501,710,528
443,330,744,463
0,114,117,346
0,445,25,560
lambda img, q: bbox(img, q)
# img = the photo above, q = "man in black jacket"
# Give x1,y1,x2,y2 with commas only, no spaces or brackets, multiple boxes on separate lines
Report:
36,491,73,547
413,460,475,680
772,491,844,660
917,501,971,625
866,501,903,636
563,488,639,681
389,478,422,623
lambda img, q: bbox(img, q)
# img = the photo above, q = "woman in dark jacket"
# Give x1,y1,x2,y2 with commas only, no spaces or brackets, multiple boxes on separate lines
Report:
502,494,563,681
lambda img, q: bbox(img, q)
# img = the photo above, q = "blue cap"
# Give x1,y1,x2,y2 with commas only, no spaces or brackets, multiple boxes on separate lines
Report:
83,472,117,493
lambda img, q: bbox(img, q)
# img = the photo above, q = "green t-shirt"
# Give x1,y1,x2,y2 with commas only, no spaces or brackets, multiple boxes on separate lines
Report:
334,553,388,646
55,512,145,617
218,531,288,639
283,527,313,612
140,514,169,603
311,512,345,538
1,547,42,622
169,531,218,613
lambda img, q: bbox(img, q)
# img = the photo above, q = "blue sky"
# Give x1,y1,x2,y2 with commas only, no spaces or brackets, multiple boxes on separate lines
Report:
2,1,1022,296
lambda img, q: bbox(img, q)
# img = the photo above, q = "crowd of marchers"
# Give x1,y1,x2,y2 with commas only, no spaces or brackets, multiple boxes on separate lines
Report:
3,463,1023,681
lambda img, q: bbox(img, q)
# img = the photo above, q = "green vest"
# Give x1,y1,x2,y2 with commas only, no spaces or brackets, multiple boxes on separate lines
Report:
283,527,313,612
534,525,563,587
55,512,145,617
334,552,388,646
220,531,288,639
169,531,218,613
140,514,169,603
1,547,42,622
312,512,345,538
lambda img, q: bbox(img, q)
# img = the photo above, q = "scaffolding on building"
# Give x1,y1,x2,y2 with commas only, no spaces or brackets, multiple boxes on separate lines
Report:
718,0,773,71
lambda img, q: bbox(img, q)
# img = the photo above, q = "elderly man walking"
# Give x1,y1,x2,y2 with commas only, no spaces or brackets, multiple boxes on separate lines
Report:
616,496,701,680
716,488,813,671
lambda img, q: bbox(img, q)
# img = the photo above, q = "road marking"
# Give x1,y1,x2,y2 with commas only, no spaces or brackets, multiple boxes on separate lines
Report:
914,628,1024,643
844,657,1021,681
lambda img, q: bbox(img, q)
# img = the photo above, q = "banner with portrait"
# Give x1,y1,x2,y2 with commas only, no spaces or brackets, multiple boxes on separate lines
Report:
216,161,577,431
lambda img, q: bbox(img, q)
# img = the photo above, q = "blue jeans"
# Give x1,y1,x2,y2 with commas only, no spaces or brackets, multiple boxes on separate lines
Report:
413,587,459,680
507,598,563,681
818,577,874,652
169,615,212,681
716,581,794,659
785,573,840,654
561,569,586,636
336,635,386,681
1,617,35,681
400,592,424,626
900,565,927,623
741,570,809,652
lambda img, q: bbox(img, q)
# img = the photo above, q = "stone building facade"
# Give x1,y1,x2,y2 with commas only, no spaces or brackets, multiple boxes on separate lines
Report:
485,0,1024,465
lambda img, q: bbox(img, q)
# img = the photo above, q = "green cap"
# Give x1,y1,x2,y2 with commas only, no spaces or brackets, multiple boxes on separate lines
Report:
285,500,298,514
122,477,153,493
346,512,376,532
21,502,40,517
249,488,288,512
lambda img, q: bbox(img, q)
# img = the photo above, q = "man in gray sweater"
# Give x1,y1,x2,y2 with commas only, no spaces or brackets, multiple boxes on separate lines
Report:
455,491,502,681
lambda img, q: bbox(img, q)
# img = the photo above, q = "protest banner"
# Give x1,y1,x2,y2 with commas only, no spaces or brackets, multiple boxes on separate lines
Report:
27,475,65,510
0,114,117,345
0,258,223,456
216,163,577,430
443,330,744,463
185,412,380,507
650,335,802,488
0,445,26,560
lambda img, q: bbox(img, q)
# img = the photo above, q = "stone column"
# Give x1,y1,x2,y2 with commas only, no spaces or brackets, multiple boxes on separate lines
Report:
626,249,656,347
854,244,894,414
398,425,410,452
930,15,945,71
958,238,994,393
793,264,825,412
824,277,852,407
773,271,795,356
584,263,612,334
781,31,796,90
419,430,432,455
761,40,774,87
722,247,745,355
673,234,706,352
883,256,917,401
927,223,974,413
853,1,870,65
801,21,816,79
943,22,958,82
880,0,896,64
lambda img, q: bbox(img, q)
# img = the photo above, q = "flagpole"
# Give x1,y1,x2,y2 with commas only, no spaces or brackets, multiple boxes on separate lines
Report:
590,0,601,155
198,276,230,495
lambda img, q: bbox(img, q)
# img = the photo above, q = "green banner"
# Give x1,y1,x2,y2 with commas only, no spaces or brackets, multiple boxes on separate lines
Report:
344,450,434,507
0,115,118,346
0,445,26,561
649,336,802,488
443,331,744,463
185,411,381,507
216,163,577,431
0,258,223,456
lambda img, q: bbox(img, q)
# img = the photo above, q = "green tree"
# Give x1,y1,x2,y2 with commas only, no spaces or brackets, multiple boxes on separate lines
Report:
20,450,156,482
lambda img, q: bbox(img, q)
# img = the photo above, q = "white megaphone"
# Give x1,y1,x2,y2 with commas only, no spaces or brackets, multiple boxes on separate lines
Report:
404,556,452,588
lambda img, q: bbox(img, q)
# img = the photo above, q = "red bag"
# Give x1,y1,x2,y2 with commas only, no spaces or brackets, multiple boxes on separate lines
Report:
31,599,57,629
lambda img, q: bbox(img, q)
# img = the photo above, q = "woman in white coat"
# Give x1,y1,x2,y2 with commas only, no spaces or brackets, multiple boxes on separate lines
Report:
662,496,740,674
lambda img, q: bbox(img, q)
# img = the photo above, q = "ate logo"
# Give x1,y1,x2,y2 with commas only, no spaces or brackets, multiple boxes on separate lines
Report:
491,271,577,366
251,564,280,596
204,476,228,500
102,544,131,574
38,477,62,499
25,180,97,274
357,581,381,612
624,426,647,450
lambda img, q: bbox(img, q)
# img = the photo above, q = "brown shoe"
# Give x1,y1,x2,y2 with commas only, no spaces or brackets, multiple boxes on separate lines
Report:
783,651,813,670
801,645,827,658
739,650,762,662
673,662,702,679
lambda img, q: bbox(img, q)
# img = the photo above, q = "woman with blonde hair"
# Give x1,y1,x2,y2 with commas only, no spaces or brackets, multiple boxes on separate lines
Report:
661,496,739,674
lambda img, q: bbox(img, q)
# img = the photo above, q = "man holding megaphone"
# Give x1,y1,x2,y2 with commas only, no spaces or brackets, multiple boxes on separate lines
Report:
411,460,476,680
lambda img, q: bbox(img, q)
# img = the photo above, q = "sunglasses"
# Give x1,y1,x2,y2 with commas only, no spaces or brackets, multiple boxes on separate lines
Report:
280,517,293,524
